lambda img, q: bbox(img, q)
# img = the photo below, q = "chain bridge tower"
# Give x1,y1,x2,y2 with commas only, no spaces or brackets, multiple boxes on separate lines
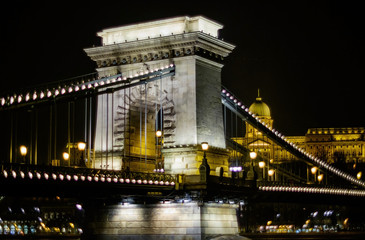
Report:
84,16,235,178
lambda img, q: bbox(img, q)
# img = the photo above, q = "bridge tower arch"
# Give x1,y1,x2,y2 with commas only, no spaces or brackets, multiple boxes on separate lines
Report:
85,16,235,176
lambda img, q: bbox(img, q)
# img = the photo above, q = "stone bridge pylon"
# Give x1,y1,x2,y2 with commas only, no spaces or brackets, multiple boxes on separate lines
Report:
84,16,235,177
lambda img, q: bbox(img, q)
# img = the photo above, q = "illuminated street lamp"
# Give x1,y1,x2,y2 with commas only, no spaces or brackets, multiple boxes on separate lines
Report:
63,152,70,161
268,169,275,181
357,171,362,180
317,174,324,182
63,151,70,167
246,151,257,183
156,130,162,138
199,142,210,182
259,161,265,168
311,167,317,175
20,145,27,163
78,142,86,151
249,151,257,160
201,142,209,152
155,130,163,172
259,161,266,180
78,142,86,167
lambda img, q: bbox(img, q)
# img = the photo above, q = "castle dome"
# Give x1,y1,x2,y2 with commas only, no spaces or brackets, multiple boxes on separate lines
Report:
249,89,271,117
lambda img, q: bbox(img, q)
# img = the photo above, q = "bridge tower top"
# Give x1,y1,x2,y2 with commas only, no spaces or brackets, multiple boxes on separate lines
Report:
97,16,223,45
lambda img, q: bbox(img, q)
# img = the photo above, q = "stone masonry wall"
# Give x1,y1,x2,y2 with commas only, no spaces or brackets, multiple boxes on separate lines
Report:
89,202,238,240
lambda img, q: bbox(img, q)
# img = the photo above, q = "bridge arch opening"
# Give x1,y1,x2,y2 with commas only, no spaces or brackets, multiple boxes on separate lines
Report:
94,79,176,172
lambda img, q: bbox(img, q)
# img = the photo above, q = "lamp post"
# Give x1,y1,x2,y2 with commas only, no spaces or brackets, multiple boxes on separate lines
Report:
154,130,163,172
259,161,266,180
78,142,86,167
249,151,257,160
268,169,275,181
20,145,27,164
311,166,317,183
156,130,162,138
246,151,257,184
63,152,70,167
199,142,210,183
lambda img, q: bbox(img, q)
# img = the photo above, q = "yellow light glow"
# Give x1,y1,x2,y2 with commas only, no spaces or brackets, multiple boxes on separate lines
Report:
357,171,362,180
69,222,75,228
249,151,257,159
268,169,275,176
156,130,162,137
311,167,317,175
63,152,70,161
201,142,209,151
259,161,265,168
267,220,272,225
344,218,349,225
317,174,324,182
20,145,27,156
78,142,86,151
269,159,274,163
305,219,310,225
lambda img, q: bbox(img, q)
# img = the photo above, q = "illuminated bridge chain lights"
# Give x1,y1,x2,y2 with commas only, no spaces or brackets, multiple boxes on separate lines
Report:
221,87,365,188
0,164,176,187
259,185,365,197
0,64,175,110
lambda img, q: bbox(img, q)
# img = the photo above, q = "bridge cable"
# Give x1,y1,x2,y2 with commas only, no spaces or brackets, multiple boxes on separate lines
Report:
9,112,13,163
67,102,71,167
128,84,131,169
89,93,93,168
34,108,38,165
106,93,109,169
223,103,227,145
100,95,103,168
145,83,148,171
112,90,114,170
49,104,52,164
159,75,163,170
154,81,158,169
139,85,142,171
235,103,238,169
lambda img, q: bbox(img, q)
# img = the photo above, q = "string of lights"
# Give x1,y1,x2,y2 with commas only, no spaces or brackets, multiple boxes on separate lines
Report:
221,87,365,188
0,165,176,186
259,185,365,197
0,64,175,110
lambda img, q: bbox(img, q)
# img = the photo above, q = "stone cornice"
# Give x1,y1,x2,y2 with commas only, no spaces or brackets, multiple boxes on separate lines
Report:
84,32,235,66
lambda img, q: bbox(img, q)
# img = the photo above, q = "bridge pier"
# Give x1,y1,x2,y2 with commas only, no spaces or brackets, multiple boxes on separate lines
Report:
87,201,239,240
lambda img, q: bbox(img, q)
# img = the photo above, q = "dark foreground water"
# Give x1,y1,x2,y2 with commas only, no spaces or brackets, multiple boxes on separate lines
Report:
241,232,365,240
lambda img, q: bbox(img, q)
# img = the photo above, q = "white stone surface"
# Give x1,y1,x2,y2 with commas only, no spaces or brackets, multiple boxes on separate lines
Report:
98,16,223,45
90,202,239,239
86,16,235,172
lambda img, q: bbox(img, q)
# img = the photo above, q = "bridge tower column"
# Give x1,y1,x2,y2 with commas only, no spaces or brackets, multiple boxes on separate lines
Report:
83,16,240,240
85,16,235,177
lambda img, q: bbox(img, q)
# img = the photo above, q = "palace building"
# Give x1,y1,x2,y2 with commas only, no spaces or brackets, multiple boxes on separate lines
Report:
243,90,365,165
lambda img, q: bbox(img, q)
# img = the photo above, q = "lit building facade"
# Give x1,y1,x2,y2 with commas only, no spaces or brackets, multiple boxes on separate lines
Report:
243,91,365,164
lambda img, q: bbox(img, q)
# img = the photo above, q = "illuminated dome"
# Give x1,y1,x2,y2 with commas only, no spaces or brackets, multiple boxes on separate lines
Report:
249,90,271,117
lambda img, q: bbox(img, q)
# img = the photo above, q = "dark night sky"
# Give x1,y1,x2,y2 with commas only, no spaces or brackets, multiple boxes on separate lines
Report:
1,1,364,136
